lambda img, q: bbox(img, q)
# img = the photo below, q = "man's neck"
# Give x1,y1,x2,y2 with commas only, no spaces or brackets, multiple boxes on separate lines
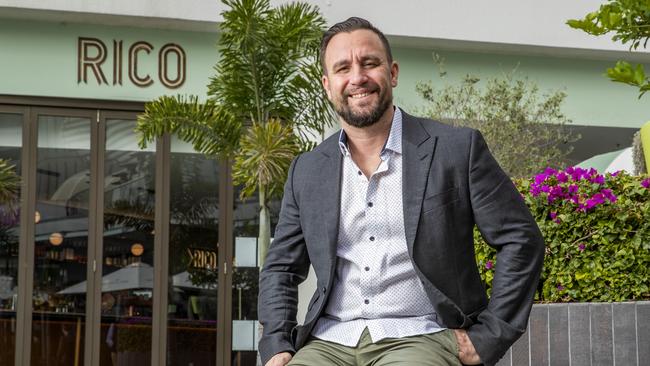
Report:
341,106,395,178
341,106,395,158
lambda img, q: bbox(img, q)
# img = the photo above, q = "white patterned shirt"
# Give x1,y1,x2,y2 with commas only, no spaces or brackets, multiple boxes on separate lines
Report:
311,107,444,346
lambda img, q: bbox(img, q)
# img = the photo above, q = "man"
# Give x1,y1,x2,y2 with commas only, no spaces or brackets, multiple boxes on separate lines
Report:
258,17,544,366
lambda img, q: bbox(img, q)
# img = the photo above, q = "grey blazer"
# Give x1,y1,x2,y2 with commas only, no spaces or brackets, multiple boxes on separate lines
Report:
258,111,545,366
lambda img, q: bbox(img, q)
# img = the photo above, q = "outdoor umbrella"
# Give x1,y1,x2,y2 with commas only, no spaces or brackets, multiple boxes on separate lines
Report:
58,264,215,294
172,271,217,290
577,147,634,174
58,262,153,294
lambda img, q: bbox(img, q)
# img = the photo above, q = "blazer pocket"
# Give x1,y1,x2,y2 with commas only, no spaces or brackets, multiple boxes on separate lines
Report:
422,187,460,213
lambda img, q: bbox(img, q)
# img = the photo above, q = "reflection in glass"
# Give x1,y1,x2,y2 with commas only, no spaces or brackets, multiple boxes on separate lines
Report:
166,139,219,365
0,113,22,365
231,190,280,366
99,119,155,366
32,116,90,365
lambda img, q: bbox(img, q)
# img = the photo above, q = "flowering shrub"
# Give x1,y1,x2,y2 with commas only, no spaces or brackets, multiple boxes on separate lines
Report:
475,167,650,302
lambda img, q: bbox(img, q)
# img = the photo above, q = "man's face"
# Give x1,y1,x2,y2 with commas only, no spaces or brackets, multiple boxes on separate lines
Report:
322,29,399,128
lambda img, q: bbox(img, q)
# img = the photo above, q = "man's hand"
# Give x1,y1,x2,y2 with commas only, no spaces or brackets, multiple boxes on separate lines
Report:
453,329,481,365
265,352,293,366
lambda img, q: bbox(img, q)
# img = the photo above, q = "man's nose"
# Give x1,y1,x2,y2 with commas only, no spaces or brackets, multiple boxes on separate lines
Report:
350,65,368,85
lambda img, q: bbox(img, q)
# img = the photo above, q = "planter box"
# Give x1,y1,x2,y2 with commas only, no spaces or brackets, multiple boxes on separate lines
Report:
496,301,650,366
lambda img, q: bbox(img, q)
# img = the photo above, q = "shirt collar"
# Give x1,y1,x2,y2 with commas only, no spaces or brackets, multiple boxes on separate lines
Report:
338,107,403,156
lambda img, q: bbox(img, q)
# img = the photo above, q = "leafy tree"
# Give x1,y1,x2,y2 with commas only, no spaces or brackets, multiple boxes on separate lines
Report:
567,0,650,97
416,61,578,178
0,159,20,206
136,0,332,267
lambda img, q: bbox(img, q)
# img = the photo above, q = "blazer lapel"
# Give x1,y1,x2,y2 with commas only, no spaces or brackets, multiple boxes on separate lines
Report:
315,136,343,272
402,113,438,256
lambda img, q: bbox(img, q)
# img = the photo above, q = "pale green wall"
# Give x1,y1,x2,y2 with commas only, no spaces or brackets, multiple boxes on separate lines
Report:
0,19,218,101
1,18,648,128
393,47,650,128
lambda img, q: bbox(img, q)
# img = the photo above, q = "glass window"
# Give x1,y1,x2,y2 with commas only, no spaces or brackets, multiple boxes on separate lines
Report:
166,138,219,365
231,190,280,366
32,115,91,365
0,112,22,366
99,119,156,366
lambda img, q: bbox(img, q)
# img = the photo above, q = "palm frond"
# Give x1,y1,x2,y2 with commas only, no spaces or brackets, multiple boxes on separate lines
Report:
232,119,301,200
136,95,242,157
208,0,331,129
0,159,20,206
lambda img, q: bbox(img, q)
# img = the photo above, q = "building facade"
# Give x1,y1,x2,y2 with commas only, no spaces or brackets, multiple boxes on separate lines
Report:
1,1,649,366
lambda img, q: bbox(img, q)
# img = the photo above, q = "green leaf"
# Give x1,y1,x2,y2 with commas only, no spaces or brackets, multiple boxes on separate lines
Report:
634,64,646,86
0,159,20,206
566,0,650,97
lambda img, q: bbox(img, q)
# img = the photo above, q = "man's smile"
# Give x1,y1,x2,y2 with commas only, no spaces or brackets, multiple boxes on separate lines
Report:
349,92,372,99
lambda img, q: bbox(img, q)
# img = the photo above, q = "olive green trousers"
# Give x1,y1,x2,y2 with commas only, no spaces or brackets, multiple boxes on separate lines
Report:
287,328,462,366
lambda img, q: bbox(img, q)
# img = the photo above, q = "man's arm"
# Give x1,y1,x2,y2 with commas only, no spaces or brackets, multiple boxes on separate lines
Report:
258,156,311,365
466,130,545,366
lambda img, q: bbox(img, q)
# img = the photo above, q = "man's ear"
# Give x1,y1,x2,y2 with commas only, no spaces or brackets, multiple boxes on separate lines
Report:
322,75,332,100
390,61,399,87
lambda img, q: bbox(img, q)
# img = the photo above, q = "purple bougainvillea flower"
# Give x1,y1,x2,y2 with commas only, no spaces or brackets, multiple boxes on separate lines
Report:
611,170,621,177
642,178,650,189
534,174,549,185
588,174,605,185
485,260,494,270
550,186,564,197
569,167,585,181
530,185,541,197
543,167,558,176
557,172,568,183
601,189,617,203
568,184,579,194
578,243,586,251
584,193,605,210
557,284,564,291
593,193,605,203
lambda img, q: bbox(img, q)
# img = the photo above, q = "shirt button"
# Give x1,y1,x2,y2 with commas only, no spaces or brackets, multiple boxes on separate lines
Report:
364,299,370,305
364,266,370,271
369,236,375,241
367,202,373,207
322,286,327,293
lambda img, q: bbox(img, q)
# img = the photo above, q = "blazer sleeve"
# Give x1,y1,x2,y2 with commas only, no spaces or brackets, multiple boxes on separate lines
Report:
466,130,545,366
258,155,311,365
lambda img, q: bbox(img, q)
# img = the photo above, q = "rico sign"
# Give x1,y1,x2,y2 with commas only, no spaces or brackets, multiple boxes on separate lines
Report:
77,37,186,89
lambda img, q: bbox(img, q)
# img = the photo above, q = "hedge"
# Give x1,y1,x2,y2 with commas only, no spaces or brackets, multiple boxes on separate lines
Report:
475,167,650,302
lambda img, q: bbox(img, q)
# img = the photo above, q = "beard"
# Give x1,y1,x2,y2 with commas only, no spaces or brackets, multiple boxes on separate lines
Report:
333,86,393,128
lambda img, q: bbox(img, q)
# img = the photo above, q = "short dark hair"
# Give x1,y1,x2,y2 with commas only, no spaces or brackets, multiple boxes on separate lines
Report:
319,17,393,72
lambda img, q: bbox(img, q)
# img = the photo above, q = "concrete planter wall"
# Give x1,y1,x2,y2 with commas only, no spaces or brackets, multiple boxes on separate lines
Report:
495,301,650,366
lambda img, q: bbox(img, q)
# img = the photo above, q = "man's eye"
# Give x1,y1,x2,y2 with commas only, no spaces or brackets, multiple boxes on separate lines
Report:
364,62,378,67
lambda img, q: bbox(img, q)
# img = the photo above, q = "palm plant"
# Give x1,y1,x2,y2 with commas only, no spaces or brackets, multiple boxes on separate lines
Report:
136,0,333,267
0,158,20,206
